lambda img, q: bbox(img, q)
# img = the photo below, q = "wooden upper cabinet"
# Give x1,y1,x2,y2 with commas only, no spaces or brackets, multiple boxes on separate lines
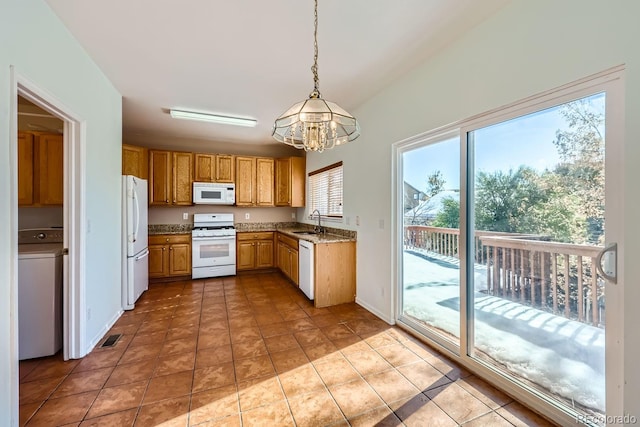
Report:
235,156,274,206
275,157,305,207
256,157,274,207
172,152,193,205
38,134,64,205
215,155,235,183
194,153,215,182
195,153,235,183
149,150,193,205
235,156,255,206
149,150,172,205
18,132,34,206
122,144,148,179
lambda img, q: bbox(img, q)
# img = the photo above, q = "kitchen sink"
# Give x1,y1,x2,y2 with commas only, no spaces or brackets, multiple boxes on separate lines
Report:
292,230,319,235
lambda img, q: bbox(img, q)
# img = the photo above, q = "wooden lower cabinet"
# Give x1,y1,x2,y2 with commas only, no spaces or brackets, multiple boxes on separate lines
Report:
276,233,299,286
313,241,356,308
148,234,191,280
237,232,275,271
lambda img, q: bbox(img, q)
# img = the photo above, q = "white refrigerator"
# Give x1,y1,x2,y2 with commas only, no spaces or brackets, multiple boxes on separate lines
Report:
122,175,149,310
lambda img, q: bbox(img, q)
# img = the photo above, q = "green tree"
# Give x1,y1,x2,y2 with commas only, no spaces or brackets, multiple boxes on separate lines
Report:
474,166,546,233
552,98,605,243
432,198,460,228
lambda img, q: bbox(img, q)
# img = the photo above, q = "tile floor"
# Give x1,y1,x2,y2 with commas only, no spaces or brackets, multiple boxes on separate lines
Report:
19,272,558,426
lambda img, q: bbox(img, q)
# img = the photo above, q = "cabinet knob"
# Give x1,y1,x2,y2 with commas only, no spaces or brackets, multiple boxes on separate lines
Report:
166,199,169,203
166,238,169,242
169,247,173,251
162,247,166,251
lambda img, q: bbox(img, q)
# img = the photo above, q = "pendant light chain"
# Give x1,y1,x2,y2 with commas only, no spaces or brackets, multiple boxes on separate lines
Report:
272,0,360,149
311,0,320,98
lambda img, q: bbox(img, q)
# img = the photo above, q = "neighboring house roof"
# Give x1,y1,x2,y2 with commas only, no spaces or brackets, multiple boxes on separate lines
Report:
404,190,459,220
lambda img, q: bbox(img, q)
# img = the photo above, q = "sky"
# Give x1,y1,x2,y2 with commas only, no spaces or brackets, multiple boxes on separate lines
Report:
403,93,605,192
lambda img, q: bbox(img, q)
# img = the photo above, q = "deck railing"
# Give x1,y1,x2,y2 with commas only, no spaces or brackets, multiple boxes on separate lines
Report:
404,226,605,327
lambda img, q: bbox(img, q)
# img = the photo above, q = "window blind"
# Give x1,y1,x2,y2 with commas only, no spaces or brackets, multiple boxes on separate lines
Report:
309,162,343,217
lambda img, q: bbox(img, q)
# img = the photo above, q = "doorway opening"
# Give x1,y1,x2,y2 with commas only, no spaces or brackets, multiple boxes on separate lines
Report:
11,73,86,371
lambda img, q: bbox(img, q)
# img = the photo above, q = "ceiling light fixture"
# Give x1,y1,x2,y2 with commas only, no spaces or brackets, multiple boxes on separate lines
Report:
169,109,257,127
272,0,360,152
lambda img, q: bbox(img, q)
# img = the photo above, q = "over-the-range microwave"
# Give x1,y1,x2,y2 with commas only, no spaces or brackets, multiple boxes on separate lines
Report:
193,182,235,205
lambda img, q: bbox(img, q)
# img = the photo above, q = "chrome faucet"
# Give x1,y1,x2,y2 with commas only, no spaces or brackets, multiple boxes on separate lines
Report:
312,209,324,234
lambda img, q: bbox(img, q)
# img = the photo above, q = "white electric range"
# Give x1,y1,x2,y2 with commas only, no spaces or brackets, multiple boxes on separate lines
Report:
191,213,236,279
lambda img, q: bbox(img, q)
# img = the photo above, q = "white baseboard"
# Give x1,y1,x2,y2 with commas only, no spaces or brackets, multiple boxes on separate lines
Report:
355,297,395,325
86,309,123,354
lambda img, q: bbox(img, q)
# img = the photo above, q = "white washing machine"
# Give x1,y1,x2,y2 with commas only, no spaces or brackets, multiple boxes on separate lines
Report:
18,228,64,360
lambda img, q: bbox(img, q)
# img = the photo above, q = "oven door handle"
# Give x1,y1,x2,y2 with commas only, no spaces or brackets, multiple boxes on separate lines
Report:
192,236,236,241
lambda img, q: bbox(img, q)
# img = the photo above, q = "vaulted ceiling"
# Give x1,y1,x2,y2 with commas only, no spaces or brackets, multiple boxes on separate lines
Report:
44,0,508,149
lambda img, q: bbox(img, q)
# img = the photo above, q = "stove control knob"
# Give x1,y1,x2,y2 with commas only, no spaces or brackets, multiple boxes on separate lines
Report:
36,233,46,240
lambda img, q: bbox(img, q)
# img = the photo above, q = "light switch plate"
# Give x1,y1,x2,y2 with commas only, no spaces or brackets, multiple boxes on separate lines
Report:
182,212,189,220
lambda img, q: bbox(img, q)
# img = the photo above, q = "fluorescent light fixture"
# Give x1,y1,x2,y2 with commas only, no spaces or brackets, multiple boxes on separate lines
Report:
169,109,257,127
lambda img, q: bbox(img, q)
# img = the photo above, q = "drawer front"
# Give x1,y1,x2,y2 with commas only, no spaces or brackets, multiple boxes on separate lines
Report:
277,232,298,249
237,231,274,241
149,234,191,245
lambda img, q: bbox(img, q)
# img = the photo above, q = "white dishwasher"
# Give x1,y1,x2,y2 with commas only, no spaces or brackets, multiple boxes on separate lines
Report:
298,240,315,300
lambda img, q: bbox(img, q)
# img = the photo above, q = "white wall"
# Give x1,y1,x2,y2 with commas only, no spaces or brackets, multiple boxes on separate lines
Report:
306,0,640,416
0,0,122,424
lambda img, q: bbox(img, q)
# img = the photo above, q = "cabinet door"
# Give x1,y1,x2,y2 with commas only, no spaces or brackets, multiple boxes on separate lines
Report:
278,242,291,277
256,240,274,268
149,150,172,205
38,134,64,205
237,241,256,270
194,153,215,182
122,144,148,179
172,152,193,205
290,248,299,286
149,245,168,278
289,157,306,208
235,156,255,206
18,132,34,206
215,155,235,183
275,158,291,206
169,243,191,275
275,157,305,207
256,157,274,207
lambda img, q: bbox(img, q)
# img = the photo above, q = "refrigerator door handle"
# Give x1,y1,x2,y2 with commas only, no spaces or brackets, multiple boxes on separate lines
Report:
135,248,150,261
132,185,140,243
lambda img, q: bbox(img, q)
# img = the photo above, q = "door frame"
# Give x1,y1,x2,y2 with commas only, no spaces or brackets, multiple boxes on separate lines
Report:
393,65,625,425
9,67,86,391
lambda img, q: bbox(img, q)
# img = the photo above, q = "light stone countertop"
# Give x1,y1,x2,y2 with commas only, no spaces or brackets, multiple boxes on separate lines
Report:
149,222,357,243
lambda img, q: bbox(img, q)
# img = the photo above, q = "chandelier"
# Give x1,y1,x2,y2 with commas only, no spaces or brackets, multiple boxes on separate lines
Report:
272,0,360,152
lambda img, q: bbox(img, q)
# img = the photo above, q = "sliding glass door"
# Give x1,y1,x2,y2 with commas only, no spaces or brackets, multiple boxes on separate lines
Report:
400,135,461,346
468,92,608,418
396,70,623,425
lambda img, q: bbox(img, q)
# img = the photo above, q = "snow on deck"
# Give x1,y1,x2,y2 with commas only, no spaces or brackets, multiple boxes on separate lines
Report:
403,250,605,412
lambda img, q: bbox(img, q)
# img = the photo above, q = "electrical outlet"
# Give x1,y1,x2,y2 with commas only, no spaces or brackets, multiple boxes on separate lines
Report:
291,212,296,219
356,216,360,226
182,212,189,220
245,213,250,220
